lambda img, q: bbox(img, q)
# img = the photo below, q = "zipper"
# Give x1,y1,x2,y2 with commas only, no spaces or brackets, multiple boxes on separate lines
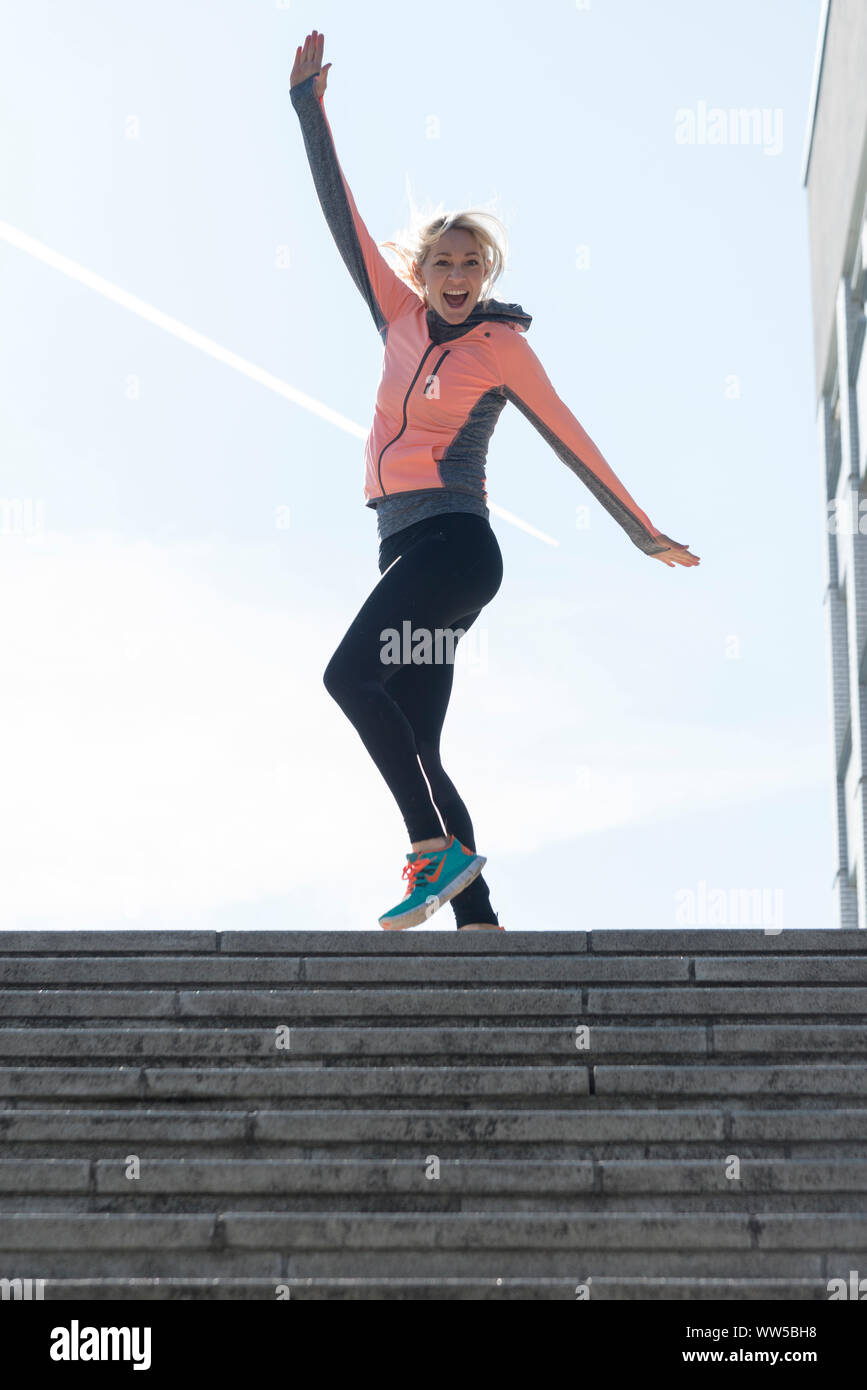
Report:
426,349,451,392
376,346,451,498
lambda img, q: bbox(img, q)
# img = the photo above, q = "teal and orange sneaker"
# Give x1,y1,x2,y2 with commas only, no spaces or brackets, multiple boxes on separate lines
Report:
379,835,487,930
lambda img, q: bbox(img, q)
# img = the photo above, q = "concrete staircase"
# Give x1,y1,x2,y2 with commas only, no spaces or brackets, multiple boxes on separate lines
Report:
1,927,866,1300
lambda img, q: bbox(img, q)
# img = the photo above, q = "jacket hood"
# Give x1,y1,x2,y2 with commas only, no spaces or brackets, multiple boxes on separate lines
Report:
425,297,532,345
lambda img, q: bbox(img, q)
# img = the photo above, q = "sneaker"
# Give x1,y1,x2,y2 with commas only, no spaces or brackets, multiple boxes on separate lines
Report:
379,834,487,930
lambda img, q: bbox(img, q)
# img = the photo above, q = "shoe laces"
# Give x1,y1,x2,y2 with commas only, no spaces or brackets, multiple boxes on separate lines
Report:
401,854,434,892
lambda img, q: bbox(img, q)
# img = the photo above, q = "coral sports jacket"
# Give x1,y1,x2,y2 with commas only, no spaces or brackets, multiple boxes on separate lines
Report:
290,73,680,556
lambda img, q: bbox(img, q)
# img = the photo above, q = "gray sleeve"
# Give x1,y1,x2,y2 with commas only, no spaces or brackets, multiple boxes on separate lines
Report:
290,74,420,336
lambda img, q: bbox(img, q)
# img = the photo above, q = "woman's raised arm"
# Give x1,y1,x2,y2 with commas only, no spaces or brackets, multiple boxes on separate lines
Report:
290,30,420,336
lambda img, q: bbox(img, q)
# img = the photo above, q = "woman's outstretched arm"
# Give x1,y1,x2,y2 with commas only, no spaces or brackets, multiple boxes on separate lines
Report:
493,324,699,565
290,30,420,337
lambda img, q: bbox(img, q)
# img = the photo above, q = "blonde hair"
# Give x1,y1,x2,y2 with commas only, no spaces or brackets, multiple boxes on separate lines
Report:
380,209,508,307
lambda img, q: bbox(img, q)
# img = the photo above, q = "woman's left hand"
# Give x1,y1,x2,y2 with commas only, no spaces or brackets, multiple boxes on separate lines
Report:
650,536,700,567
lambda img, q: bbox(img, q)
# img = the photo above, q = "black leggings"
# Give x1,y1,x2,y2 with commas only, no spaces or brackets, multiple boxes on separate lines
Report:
323,511,504,928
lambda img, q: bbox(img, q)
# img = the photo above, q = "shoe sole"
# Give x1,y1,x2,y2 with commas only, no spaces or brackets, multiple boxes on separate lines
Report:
379,855,487,930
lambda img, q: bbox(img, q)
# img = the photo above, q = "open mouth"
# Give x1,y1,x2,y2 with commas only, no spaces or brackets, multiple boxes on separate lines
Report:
443,290,469,309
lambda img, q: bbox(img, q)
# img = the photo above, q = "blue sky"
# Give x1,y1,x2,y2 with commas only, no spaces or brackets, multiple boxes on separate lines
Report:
0,0,830,932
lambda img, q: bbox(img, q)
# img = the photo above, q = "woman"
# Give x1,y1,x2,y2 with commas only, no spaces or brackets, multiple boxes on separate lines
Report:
289,31,699,932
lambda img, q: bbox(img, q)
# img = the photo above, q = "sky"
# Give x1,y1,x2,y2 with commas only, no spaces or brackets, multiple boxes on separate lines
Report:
0,0,832,932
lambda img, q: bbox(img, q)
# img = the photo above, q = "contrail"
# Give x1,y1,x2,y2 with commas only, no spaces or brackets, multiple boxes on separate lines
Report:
0,220,363,433
0,220,559,546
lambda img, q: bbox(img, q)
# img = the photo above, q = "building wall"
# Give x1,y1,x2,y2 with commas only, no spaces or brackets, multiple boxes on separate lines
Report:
805,0,867,396
805,1,867,927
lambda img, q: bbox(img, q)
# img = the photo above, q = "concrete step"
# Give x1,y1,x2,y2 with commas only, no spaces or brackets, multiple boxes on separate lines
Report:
3,985,867,1020
2,928,866,953
8,1274,836,1300
1,1105,866,1150
2,1024,865,1061
4,1156,867,1196
6,953,867,984
2,1064,867,1101
2,1158,867,1216
0,1211,862,1280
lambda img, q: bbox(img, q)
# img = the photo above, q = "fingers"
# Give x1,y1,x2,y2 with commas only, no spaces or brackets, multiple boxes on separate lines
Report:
297,30,325,74
303,29,324,59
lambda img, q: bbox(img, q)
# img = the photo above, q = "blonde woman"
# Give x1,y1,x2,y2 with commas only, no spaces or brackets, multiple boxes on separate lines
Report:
289,31,699,931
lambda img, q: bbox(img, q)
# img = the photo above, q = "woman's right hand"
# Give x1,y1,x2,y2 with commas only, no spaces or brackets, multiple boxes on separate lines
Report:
291,30,332,98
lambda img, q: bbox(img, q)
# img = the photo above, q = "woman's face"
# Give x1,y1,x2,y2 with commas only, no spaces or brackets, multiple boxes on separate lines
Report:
414,229,487,323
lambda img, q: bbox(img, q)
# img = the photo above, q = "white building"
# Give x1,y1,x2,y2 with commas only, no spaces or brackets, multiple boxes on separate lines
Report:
803,0,867,928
